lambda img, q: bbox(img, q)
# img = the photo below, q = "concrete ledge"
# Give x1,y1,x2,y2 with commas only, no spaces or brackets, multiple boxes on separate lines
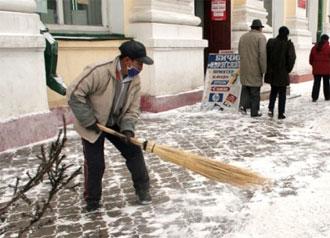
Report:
52,91,204,117
0,112,58,152
50,89,203,126
50,106,75,127
0,35,45,49
290,73,313,83
141,90,203,113
130,10,201,26
0,0,36,13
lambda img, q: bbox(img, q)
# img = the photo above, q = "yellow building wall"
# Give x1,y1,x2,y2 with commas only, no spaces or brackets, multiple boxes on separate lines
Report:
47,40,125,108
48,0,134,108
286,0,297,17
124,0,133,35
233,0,246,6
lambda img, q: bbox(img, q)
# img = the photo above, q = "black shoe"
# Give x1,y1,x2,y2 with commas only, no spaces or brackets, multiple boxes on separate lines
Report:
86,201,100,212
136,190,152,205
312,99,317,102
251,112,262,117
278,114,286,119
239,106,247,115
268,111,274,117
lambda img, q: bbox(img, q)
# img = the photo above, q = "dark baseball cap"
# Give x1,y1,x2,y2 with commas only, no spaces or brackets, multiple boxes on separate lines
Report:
119,40,154,65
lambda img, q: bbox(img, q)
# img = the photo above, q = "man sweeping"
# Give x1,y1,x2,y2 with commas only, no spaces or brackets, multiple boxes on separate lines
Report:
67,40,154,212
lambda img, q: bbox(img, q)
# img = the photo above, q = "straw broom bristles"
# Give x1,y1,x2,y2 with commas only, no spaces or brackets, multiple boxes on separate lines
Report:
146,141,267,187
97,124,268,187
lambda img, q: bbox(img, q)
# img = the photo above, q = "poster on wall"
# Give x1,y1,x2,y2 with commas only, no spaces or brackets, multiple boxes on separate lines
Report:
211,0,227,21
201,51,241,111
298,0,307,8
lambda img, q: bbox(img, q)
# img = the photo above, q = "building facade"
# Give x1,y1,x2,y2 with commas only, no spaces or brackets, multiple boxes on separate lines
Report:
0,0,329,151
45,0,208,112
0,0,58,152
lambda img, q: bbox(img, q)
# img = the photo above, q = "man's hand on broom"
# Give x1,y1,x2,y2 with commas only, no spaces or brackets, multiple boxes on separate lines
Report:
86,122,101,133
97,124,268,187
122,130,135,144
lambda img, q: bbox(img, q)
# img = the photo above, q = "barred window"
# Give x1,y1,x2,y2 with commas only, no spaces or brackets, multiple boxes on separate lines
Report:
36,0,128,35
38,0,102,26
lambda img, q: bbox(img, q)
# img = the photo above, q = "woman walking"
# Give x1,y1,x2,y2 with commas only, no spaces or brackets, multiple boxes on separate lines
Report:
265,26,296,119
309,34,330,102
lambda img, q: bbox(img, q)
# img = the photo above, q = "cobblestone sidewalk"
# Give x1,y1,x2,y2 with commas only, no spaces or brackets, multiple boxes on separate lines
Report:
1,94,330,237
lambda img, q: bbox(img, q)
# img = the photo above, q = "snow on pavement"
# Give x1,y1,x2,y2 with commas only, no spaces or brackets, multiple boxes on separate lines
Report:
1,81,330,237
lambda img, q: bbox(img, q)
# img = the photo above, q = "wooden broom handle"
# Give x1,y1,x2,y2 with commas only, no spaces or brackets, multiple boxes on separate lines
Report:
97,123,143,147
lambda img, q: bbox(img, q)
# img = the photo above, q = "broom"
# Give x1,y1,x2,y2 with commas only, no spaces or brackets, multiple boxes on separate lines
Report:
97,124,268,187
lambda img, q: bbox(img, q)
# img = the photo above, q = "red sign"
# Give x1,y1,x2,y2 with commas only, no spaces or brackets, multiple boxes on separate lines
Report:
211,86,230,92
225,93,237,104
211,0,226,21
298,0,307,9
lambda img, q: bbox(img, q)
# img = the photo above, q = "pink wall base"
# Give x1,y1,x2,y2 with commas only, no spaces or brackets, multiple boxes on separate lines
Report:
141,90,203,113
290,73,313,83
0,112,58,152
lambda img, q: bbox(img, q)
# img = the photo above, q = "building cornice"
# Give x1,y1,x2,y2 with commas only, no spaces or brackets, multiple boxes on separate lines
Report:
0,0,36,13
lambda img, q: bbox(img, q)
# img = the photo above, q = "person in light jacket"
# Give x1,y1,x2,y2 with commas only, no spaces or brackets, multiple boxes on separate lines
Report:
309,34,330,102
238,19,267,117
265,26,296,119
67,40,153,212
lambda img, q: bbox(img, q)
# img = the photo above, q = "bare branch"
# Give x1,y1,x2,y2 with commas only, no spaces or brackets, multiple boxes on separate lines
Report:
0,116,82,237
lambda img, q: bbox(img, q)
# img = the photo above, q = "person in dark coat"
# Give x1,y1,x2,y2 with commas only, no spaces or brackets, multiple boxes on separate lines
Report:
265,26,296,119
309,34,330,102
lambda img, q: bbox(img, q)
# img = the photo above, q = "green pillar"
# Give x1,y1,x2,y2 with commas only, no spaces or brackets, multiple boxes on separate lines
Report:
317,0,324,42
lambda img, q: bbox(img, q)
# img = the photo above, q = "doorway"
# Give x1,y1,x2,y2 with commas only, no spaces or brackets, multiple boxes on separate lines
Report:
195,0,231,71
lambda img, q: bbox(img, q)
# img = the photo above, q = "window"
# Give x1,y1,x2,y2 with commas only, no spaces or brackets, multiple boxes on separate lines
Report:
39,0,102,26
37,0,125,34
63,0,102,25
38,0,57,24
37,0,114,33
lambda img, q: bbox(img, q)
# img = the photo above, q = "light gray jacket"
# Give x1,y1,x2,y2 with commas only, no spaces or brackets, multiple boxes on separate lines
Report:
67,57,141,143
238,30,267,87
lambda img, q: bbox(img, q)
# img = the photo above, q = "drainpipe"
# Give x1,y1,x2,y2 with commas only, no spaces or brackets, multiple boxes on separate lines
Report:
317,0,324,42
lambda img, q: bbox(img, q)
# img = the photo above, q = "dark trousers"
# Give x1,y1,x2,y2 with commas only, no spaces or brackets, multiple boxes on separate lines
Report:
268,85,286,116
240,86,261,116
239,86,250,109
312,75,330,101
82,128,150,203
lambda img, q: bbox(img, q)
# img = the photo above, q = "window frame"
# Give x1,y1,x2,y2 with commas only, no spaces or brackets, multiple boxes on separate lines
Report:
40,0,124,35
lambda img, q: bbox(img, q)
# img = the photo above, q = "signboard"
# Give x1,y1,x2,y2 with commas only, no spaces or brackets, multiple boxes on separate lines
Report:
298,0,307,8
211,0,227,21
201,51,241,111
